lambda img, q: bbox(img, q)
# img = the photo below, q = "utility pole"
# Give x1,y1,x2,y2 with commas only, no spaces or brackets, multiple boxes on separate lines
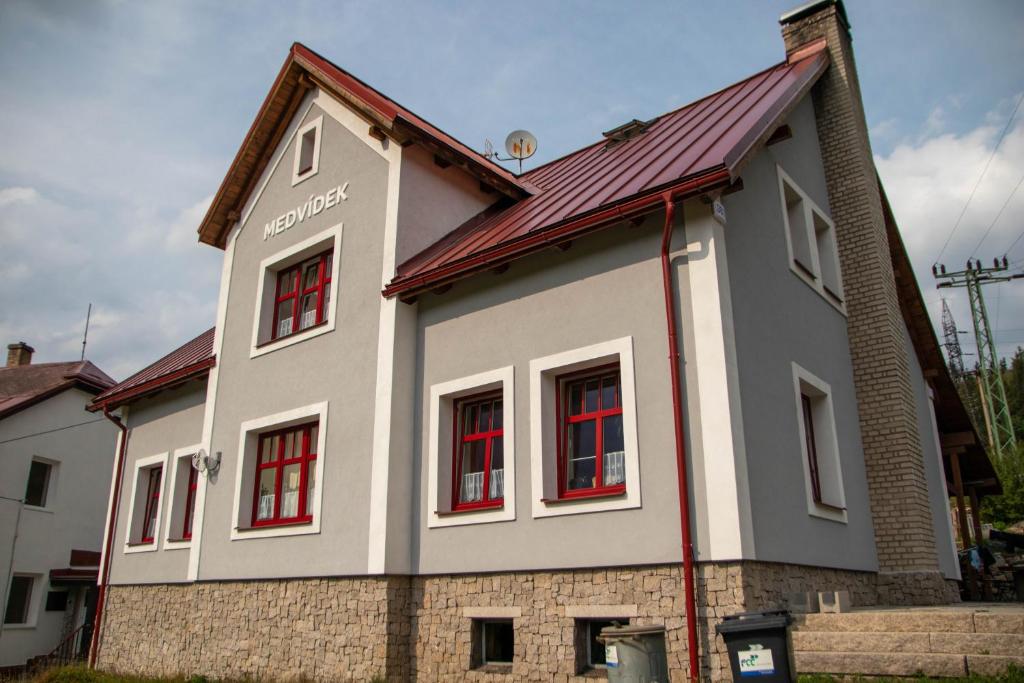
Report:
934,257,1023,461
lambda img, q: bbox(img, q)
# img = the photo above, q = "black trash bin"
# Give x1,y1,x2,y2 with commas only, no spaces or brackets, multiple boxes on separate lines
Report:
716,610,794,683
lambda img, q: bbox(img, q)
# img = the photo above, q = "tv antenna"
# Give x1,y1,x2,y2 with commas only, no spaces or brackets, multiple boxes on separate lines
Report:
482,130,538,173
80,303,92,361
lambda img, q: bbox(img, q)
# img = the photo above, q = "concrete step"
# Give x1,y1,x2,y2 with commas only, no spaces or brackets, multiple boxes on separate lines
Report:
795,610,1023,634
792,630,1024,656
795,651,968,677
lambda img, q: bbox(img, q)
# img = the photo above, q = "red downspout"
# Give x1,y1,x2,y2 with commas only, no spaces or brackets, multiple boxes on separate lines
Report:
89,406,129,668
660,192,700,682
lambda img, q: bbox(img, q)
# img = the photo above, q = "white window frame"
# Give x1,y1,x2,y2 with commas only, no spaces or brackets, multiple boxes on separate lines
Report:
529,337,641,518
230,401,328,540
123,452,169,553
426,366,516,528
22,456,59,512
791,363,847,523
249,223,343,358
2,572,43,629
163,443,203,550
291,115,323,186
777,166,845,314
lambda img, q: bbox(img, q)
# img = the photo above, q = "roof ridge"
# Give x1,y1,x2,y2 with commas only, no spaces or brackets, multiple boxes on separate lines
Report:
523,55,793,179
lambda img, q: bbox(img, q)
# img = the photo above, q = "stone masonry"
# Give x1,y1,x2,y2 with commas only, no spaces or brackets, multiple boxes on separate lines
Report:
96,561,956,682
780,1,943,586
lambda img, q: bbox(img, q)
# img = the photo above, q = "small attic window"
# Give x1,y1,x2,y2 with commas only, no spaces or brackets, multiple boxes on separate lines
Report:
292,116,323,186
602,118,656,148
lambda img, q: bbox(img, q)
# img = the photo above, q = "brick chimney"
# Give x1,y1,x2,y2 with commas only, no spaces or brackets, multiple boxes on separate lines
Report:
7,342,34,367
780,1,948,603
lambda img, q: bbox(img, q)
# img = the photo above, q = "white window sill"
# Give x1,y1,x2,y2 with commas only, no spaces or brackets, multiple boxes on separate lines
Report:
22,505,54,515
809,502,848,524
230,522,320,541
123,543,159,554
251,321,335,359
789,263,847,316
1,623,37,630
163,539,192,551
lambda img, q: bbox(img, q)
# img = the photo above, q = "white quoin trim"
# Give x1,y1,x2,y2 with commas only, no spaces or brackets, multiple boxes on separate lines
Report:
684,206,754,560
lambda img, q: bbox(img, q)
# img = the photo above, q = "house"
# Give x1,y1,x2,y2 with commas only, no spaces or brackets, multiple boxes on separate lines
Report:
0,343,116,670
87,1,998,680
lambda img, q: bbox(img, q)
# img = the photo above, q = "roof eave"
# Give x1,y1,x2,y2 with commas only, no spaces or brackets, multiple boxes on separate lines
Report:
383,167,733,301
88,357,215,413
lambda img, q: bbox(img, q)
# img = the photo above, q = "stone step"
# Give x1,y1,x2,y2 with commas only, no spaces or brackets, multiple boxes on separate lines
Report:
795,651,968,677
794,610,1024,634
792,630,1024,656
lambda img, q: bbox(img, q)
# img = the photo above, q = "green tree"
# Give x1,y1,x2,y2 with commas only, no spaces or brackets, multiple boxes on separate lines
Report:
981,441,1024,529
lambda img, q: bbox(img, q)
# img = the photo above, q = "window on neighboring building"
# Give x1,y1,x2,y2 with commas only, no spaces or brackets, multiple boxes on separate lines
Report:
472,619,514,668
140,466,163,544
251,422,318,527
793,363,847,521
24,459,52,507
558,366,626,499
3,575,34,625
272,250,333,341
182,465,199,540
778,167,844,310
452,394,504,511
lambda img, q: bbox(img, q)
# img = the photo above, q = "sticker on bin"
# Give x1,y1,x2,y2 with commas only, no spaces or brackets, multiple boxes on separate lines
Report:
605,644,619,668
737,644,775,676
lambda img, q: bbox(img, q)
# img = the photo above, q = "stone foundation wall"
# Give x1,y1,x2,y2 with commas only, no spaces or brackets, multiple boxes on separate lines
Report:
95,577,409,682
95,562,959,682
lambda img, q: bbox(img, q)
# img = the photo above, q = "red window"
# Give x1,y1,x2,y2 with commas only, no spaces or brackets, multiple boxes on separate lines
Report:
251,422,318,527
272,251,333,341
801,394,823,504
182,465,199,540
452,394,504,511
140,466,162,544
557,367,625,499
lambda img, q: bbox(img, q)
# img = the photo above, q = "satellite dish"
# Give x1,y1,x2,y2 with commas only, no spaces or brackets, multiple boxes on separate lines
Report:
191,449,207,472
505,130,537,160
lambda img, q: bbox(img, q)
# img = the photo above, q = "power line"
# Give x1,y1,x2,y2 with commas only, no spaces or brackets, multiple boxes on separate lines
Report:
935,91,1023,264
972,173,1024,257
0,418,107,446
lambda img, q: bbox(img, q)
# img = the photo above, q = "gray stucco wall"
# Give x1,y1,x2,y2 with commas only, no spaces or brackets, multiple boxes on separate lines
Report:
395,144,494,265
0,388,116,666
902,322,960,579
108,382,206,585
197,97,389,580
411,214,689,574
722,96,878,571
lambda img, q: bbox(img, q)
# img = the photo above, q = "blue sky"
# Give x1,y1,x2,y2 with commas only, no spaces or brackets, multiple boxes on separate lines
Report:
1,0,1022,379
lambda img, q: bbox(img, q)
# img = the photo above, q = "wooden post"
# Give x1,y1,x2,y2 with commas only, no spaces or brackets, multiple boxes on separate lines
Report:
949,450,971,549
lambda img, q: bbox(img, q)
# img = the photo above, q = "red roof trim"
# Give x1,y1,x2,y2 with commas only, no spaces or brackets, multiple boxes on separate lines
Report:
383,168,732,299
89,357,214,412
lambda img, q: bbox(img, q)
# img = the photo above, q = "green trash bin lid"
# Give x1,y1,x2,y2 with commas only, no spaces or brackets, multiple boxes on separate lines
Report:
597,623,666,642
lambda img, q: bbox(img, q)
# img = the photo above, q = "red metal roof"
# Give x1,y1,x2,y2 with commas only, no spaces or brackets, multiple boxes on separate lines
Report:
385,41,828,298
292,44,532,197
0,360,115,420
90,328,215,411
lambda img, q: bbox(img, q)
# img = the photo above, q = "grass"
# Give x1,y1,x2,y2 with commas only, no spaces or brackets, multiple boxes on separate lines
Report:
799,667,1024,683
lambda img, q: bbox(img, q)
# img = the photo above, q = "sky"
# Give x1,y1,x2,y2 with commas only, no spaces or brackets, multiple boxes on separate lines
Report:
0,0,1022,380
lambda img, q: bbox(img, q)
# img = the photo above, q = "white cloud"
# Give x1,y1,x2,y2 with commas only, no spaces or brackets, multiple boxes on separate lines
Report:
0,186,39,206
876,96,1024,361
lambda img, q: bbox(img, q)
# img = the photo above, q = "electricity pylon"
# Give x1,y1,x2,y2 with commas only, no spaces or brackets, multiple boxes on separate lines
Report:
934,258,1022,461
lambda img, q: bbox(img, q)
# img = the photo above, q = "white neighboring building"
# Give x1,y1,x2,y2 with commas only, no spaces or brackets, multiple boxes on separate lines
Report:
0,342,116,670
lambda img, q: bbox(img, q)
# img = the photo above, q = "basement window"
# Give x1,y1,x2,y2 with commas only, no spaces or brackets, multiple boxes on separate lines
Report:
576,619,629,672
792,363,847,523
472,619,514,669
292,116,323,186
778,166,844,312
